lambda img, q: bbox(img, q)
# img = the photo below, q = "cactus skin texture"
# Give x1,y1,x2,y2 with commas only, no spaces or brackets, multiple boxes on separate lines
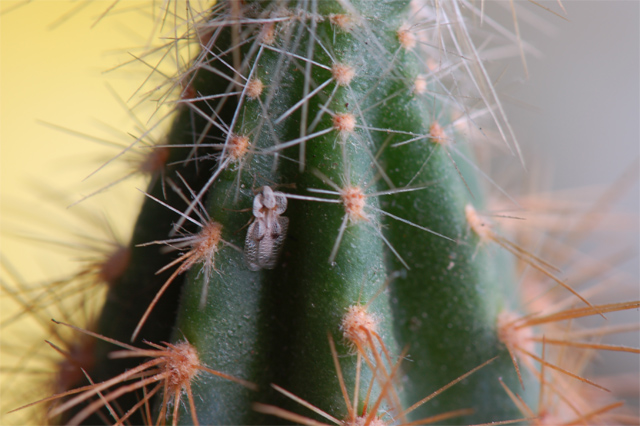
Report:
83,1,533,424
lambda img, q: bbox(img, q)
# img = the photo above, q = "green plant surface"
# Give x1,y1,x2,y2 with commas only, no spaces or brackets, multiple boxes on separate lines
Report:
113,1,527,423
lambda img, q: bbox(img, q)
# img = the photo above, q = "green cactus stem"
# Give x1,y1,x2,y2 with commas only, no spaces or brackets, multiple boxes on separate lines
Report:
83,0,533,424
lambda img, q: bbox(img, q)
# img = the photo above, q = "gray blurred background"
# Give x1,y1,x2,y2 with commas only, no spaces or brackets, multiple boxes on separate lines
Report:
494,0,639,395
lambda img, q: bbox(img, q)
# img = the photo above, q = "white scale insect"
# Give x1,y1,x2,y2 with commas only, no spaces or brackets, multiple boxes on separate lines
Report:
244,186,289,271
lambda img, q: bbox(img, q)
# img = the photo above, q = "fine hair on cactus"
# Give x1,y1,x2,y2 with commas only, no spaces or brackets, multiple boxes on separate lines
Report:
1,1,638,426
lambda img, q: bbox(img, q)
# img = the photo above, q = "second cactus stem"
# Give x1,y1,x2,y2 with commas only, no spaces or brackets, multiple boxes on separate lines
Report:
94,1,531,424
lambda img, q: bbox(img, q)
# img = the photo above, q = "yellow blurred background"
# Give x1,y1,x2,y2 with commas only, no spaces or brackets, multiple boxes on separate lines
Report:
0,2,190,421
2,0,210,277
1,1,157,282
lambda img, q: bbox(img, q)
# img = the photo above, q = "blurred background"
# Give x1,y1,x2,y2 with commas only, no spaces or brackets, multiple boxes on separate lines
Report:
1,0,638,418
491,0,640,384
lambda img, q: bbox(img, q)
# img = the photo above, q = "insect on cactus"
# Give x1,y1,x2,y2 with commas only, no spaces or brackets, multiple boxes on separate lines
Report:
244,186,289,271
2,1,639,426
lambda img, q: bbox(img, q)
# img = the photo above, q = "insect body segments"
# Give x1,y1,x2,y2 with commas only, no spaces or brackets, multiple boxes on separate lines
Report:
244,186,289,271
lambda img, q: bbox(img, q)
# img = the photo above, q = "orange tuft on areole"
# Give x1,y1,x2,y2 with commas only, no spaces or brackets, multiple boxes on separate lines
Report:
245,78,264,99
333,113,356,134
342,186,367,222
426,57,439,72
260,22,276,45
164,341,201,390
180,83,197,101
139,146,170,174
332,63,355,86
341,305,378,347
55,335,97,394
227,135,250,161
193,221,223,264
98,246,131,286
345,415,387,426
329,14,354,31
414,74,427,95
429,121,447,145
197,26,214,48
397,24,416,50
11,321,256,426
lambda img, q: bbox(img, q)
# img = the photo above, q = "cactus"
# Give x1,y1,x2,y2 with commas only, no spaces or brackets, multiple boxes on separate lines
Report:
2,1,639,426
